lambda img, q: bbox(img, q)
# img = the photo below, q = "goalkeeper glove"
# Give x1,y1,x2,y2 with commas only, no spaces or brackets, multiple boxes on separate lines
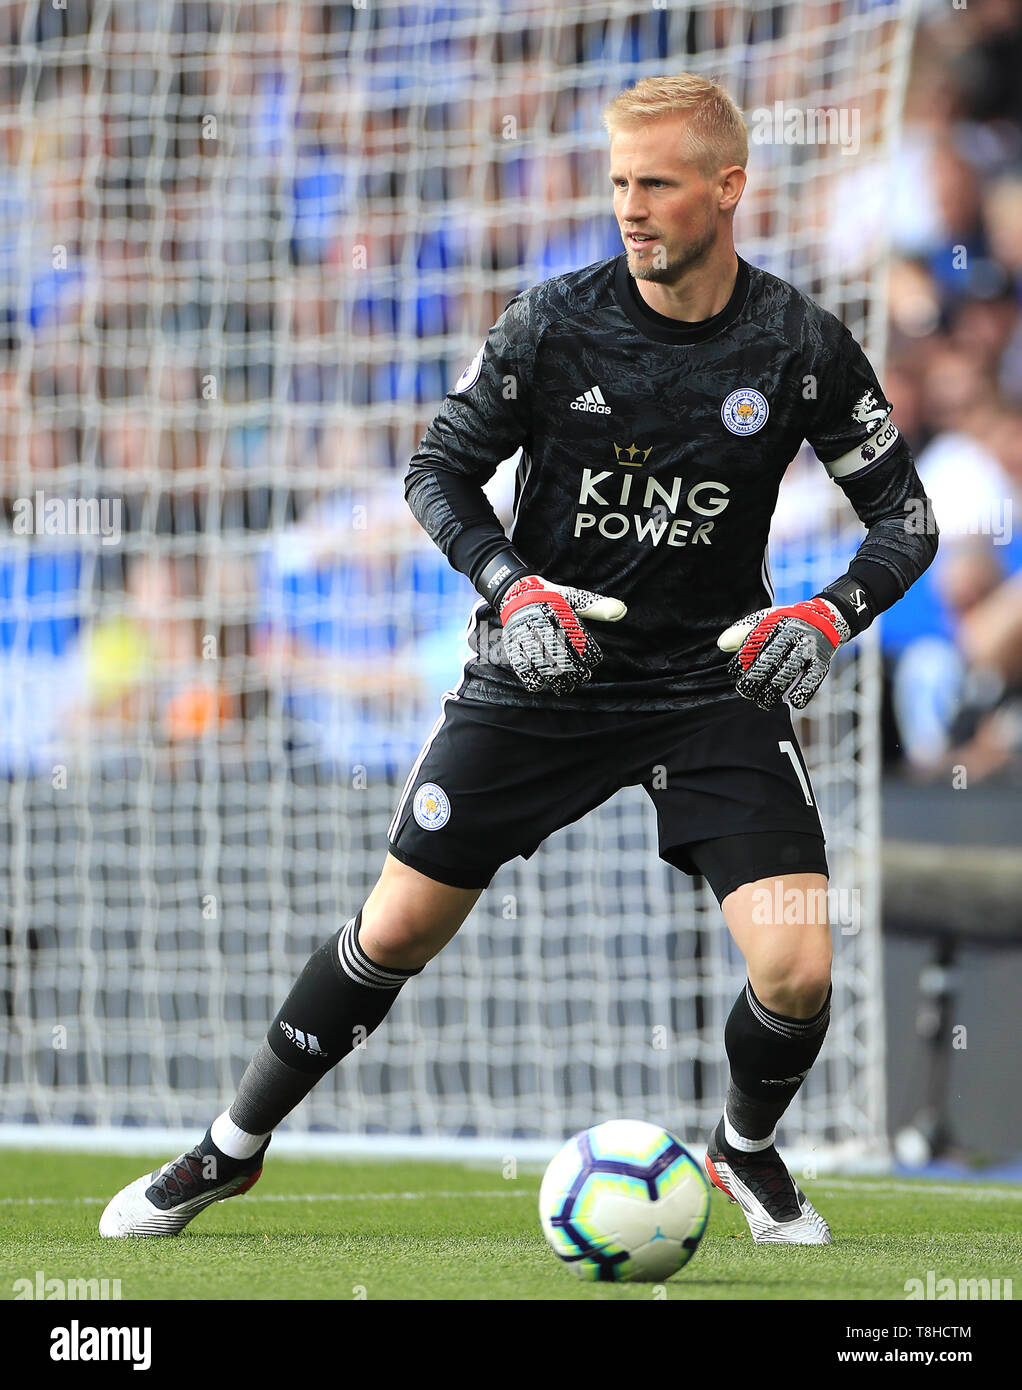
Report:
499,574,627,695
717,597,851,711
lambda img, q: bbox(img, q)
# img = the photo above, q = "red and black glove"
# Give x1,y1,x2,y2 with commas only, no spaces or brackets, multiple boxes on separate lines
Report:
499,575,627,695
717,597,851,711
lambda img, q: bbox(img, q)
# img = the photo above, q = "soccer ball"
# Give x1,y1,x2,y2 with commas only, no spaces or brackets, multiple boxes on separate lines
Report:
539,1119,710,1282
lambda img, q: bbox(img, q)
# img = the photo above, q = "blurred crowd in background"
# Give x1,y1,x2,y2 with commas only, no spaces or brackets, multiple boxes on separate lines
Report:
876,1,1022,779
0,0,1020,783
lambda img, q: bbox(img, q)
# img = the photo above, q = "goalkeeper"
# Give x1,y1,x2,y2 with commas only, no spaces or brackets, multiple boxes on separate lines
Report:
101,74,936,1246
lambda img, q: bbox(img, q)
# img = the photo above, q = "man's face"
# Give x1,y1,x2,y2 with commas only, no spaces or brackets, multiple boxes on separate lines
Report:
609,116,726,283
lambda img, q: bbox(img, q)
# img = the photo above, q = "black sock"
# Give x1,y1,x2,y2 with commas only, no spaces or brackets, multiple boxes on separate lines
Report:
228,911,422,1137
722,980,832,1147
195,1124,270,1179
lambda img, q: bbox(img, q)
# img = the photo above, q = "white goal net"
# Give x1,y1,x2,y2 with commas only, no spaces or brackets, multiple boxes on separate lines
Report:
0,0,916,1162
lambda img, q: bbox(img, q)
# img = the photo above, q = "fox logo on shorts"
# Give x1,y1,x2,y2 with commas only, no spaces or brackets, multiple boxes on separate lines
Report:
413,782,451,831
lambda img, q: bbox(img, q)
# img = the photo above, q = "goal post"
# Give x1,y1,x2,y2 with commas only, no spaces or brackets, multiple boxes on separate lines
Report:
0,0,919,1167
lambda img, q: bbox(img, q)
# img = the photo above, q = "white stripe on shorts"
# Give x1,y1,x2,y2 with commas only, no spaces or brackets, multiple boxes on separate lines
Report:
386,599,485,842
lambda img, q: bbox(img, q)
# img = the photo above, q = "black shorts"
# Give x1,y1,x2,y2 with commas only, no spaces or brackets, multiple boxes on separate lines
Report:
386,694,828,904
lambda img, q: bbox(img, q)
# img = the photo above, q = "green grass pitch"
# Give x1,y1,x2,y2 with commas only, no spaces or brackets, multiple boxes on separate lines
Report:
1,1149,1019,1301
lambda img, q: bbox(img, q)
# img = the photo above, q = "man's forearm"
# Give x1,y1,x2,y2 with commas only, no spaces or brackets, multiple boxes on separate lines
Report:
819,449,939,635
404,460,530,607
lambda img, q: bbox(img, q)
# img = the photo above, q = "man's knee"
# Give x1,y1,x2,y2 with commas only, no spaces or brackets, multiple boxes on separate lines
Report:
724,873,834,1019
751,942,832,1018
764,964,831,1017
358,854,481,969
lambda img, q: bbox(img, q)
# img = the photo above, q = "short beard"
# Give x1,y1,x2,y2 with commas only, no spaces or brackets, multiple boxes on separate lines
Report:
628,227,716,284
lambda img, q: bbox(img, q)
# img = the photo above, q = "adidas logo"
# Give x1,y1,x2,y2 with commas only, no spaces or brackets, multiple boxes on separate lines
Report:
570,385,611,414
279,1020,327,1057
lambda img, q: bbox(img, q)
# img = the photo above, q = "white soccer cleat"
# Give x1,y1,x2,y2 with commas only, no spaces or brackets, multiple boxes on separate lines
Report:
99,1135,269,1238
704,1120,832,1245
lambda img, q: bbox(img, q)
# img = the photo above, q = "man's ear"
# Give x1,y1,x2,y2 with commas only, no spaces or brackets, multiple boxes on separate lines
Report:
718,165,747,213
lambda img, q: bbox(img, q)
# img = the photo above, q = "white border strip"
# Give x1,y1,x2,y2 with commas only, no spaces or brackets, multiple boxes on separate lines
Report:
0,1123,892,1173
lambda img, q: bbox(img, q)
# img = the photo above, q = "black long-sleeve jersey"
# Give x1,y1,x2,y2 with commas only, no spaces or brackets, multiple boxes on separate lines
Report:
406,253,937,711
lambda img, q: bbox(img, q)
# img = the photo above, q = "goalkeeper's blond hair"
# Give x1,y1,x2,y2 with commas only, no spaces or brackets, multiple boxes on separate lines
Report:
603,75,748,177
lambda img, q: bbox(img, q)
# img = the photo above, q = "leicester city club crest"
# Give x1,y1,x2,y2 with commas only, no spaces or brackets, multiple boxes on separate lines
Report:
413,782,451,831
721,387,769,436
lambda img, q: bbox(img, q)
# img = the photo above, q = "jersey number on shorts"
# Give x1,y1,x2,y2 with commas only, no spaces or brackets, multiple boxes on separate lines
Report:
778,740,814,806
